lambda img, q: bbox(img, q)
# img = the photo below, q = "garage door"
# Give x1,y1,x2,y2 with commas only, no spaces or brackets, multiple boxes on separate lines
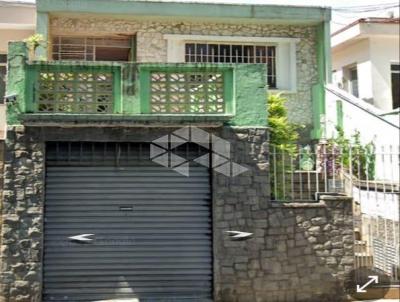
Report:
43,142,213,302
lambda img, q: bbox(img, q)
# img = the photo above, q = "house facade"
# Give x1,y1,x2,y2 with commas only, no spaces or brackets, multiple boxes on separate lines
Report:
331,17,400,112
0,1,355,302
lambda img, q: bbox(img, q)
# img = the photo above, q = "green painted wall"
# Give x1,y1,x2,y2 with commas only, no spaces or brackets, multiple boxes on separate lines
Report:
311,20,331,140
36,12,49,59
6,42,28,125
336,100,343,129
6,42,268,127
37,0,330,24
229,64,268,127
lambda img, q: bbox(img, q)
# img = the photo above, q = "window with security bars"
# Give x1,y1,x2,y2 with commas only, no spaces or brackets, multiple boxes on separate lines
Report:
185,43,277,88
52,36,132,61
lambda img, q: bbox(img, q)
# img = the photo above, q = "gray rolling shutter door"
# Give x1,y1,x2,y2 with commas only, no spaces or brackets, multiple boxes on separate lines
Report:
43,143,213,302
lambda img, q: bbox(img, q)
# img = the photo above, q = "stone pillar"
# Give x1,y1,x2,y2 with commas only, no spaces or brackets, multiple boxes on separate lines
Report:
213,126,269,302
0,126,45,302
0,140,4,260
6,42,29,126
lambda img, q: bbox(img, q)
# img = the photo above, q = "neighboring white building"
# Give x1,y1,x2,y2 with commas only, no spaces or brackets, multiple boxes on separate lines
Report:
332,17,400,112
0,0,35,139
327,18,400,183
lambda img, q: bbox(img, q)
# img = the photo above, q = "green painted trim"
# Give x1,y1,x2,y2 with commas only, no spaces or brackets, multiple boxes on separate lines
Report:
20,113,234,125
336,100,343,129
227,64,267,127
37,0,330,23
6,42,29,125
224,69,235,115
29,63,118,72
139,63,234,72
311,84,324,140
311,21,331,140
113,68,122,113
323,21,332,84
139,69,150,114
25,66,37,113
36,12,49,59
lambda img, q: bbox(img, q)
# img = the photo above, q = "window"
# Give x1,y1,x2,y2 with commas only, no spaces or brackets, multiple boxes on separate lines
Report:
350,67,359,98
391,64,400,109
185,43,277,88
346,66,359,98
164,35,298,92
52,36,132,61
0,54,7,103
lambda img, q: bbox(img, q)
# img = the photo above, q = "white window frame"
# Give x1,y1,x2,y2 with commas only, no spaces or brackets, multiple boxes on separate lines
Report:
164,34,299,93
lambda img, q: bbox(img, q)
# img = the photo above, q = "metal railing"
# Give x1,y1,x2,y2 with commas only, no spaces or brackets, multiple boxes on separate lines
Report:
270,142,400,282
270,143,399,202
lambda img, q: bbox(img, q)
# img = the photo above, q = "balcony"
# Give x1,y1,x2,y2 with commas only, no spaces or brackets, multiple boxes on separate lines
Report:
7,42,267,127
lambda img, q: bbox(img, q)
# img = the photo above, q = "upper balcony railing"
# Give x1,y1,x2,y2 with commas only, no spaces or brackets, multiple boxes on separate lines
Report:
6,42,268,126
27,62,234,115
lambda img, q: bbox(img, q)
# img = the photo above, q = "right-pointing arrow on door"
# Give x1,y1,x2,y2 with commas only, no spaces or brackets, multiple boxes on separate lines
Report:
68,234,95,243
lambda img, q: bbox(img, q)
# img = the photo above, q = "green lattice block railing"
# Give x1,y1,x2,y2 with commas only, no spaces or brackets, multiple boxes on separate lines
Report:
140,65,234,114
23,63,235,117
37,72,113,113
27,64,121,114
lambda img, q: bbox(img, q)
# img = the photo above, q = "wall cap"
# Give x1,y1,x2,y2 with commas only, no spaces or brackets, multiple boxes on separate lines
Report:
271,201,327,208
319,194,352,202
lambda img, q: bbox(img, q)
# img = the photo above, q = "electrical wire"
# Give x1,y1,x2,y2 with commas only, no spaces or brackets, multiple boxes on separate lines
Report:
333,4,399,13
334,2,398,9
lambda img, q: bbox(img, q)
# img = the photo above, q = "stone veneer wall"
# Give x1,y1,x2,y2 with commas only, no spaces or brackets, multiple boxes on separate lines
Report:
49,16,318,128
0,126,353,302
0,140,4,252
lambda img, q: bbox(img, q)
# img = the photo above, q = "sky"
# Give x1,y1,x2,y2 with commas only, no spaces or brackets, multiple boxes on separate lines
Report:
5,0,400,32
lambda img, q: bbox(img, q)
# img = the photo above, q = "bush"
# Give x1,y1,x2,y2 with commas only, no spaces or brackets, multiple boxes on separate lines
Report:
268,94,303,201
268,94,300,153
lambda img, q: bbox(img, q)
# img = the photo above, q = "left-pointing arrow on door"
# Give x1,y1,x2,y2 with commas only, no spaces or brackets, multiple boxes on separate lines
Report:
68,234,95,243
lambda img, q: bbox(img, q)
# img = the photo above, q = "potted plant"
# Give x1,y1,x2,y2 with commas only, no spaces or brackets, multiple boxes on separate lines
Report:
24,34,47,61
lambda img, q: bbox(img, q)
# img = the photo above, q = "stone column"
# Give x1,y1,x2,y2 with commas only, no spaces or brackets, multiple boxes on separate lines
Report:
0,126,45,302
213,126,269,302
